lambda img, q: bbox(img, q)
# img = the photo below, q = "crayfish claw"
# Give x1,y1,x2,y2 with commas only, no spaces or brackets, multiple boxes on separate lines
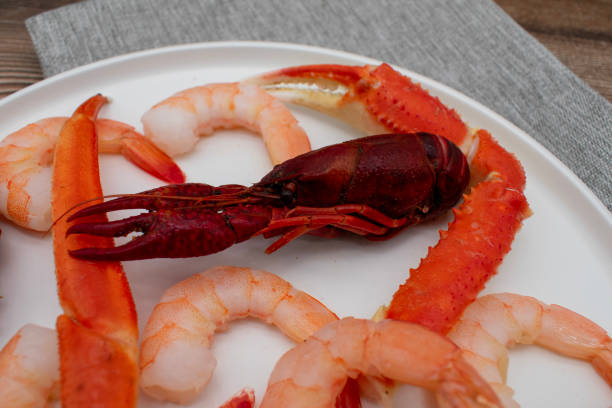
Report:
66,212,155,238
69,232,161,261
67,197,150,221
69,206,272,261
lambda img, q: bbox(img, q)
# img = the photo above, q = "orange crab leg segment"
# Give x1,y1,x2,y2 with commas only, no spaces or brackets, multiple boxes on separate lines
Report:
51,94,138,407
386,180,529,333
386,129,530,334
250,63,469,141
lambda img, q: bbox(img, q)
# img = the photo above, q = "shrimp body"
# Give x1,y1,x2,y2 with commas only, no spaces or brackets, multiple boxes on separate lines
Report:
0,324,59,408
0,117,183,231
139,265,337,404
448,293,612,407
141,82,311,164
261,317,501,408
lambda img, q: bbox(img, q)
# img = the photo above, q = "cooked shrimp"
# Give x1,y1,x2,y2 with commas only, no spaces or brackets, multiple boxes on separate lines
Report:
0,324,59,408
141,82,311,164
260,317,501,407
0,117,184,231
139,265,337,404
448,293,612,407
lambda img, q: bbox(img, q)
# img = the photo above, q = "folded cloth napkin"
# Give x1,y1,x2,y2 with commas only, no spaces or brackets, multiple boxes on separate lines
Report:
26,0,611,209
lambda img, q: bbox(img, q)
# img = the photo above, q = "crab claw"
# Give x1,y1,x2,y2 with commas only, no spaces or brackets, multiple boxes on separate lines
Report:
246,63,469,147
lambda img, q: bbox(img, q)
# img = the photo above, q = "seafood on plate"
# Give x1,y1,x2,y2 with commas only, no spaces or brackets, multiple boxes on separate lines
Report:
67,63,530,337
448,293,612,407
55,63,530,405
65,132,470,260
140,82,311,164
51,94,139,407
0,116,184,231
248,63,532,334
139,265,339,404
0,324,59,408
260,317,501,407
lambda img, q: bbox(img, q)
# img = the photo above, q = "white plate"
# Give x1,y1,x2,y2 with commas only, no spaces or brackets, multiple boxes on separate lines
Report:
0,42,610,407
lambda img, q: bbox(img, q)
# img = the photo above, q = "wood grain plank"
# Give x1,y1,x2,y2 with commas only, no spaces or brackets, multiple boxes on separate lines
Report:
495,0,612,101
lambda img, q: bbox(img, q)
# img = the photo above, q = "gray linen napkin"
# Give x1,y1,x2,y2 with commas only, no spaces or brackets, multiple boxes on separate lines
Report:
26,0,611,210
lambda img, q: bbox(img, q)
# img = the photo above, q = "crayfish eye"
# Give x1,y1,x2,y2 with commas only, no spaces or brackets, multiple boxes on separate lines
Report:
281,182,297,206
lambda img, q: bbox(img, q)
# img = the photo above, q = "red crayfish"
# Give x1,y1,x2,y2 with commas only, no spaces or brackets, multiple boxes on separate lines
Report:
67,132,469,261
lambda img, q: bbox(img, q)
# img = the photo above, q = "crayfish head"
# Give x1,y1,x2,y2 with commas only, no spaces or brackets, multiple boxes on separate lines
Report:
248,178,299,208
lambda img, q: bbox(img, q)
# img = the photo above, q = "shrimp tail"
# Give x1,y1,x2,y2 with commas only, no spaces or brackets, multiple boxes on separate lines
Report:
117,128,185,183
593,344,612,387
94,118,185,183
437,357,502,408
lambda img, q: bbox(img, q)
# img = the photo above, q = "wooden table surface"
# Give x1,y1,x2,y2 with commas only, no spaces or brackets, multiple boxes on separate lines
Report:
1,0,611,102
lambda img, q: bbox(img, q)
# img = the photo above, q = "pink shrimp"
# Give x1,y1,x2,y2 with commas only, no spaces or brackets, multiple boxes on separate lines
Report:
261,317,502,408
0,117,183,230
448,293,612,407
139,265,340,404
0,324,59,408
140,82,311,165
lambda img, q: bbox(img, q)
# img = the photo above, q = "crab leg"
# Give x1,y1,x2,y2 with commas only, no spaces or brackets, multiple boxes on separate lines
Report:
248,63,531,333
51,94,138,407
387,129,529,333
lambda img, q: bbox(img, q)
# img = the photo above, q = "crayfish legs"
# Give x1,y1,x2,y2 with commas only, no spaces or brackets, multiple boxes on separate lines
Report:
249,63,532,334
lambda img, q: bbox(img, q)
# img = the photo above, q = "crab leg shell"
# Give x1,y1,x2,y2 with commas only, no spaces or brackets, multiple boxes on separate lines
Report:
247,63,469,144
51,94,138,407
386,179,530,334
